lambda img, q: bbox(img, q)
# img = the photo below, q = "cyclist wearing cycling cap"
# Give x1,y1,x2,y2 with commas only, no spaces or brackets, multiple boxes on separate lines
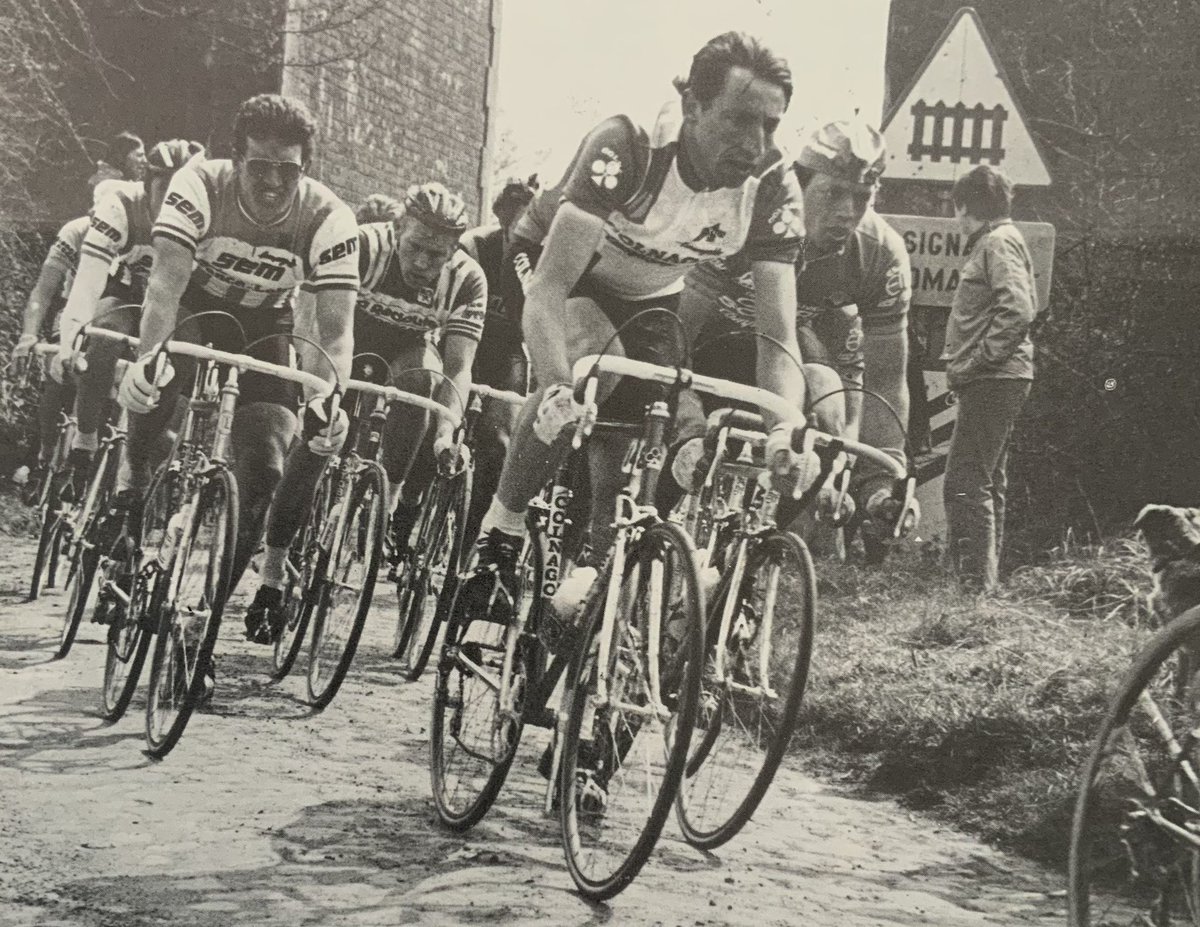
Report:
355,193,403,225
54,139,206,480
470,31,810,596
457,174,538,548
674,120,914,548
114,96,359,672
243,181,487,643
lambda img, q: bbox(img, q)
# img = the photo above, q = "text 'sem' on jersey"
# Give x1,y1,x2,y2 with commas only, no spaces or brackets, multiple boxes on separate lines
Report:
81,180,157,296
44,216,91,299
153,159,359,311
512,99,804,302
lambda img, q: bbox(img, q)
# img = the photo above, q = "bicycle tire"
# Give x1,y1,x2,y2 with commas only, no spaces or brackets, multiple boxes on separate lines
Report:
101,466,171,723
401,469,471,682
1068,603,1200,925
29,481,69,601
559,519,705,901
676,530,816,849
144,468,239,758
306,461,386,710
270,468,331,680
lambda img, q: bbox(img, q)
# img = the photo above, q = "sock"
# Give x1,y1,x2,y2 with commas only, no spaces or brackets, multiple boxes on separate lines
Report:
260,545,288,590
73,431,99,454
479,497,528,539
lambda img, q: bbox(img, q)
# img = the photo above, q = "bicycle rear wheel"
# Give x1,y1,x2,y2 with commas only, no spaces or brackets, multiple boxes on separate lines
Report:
145,468,238,758
101,467,171,722
676,530,815,849
400,470,470,681
306,462,385,709
271,468,331,680
30,480,71,601
1069,604,1200,926
559,520,705,901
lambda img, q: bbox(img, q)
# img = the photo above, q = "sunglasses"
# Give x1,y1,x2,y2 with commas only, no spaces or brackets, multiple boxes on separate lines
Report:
244,158,304,184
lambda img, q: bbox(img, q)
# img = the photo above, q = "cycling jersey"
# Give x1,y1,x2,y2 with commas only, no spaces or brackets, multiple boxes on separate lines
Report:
686,209,911,381
513,99,804,302
353,221,487,348
44,216,90,299
153,159,358,312
80,181,156,297
458,224,529,392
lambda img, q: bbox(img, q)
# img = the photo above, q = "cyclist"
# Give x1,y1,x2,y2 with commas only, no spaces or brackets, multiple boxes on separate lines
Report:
52,139,206,479
87,131,147,188
113,95,359,676
458,174,538,548
469,31,812,598
354,193,403,225
241,182,486,643
10,214,90,488
669,120,915,544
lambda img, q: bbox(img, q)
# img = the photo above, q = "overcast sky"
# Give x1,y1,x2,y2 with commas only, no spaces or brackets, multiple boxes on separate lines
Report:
493,0,892,183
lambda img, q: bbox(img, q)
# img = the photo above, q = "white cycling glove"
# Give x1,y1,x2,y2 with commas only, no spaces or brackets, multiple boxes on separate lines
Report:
764,424,821,499
532,383,586,445
118,353,173,414
301,398,349,457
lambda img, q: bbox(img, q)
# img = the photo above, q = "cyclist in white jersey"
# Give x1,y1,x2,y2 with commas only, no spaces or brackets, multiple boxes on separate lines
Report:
116,95,358,619
470,31,814,594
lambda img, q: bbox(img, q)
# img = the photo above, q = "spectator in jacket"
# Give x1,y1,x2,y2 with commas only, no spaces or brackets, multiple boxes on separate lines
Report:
942,165,1036,591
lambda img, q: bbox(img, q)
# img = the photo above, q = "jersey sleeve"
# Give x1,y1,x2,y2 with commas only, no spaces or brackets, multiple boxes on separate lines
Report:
556,115,648,220
307,204,360,292
356,222,390,291
742,166,805,266
153,166,211,251
442,255,488,343
79,191,130,266
859,218,912,333
44,217,88,276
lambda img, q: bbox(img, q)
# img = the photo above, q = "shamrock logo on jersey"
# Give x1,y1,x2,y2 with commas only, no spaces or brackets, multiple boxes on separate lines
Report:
770,202,804,238
591,150,622,190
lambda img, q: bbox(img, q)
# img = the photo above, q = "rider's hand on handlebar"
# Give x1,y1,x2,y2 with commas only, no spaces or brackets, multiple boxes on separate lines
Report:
118,352,173,413
433,430,469,475
765,425,821,499
862,486,920,540
533,382,586,445
12,334,36,360
302,397,348,457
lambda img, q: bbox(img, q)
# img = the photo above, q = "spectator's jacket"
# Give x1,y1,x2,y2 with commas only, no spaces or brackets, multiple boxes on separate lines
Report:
941,219,1036,386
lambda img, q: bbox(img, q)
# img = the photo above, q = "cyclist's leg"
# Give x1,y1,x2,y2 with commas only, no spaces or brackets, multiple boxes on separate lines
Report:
74,296,139,455
35,374,72,467
464,345,527,554
380,340,440,547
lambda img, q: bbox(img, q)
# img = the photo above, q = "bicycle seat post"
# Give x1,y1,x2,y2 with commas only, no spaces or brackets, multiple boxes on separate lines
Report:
210,366,240,466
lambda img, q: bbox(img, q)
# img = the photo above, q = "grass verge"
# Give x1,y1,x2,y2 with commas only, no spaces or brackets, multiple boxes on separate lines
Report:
794,537,1156,870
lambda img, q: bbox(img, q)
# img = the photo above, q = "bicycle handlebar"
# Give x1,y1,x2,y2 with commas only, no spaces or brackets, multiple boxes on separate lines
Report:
471,383,526,407
33,343,58,357
345,377,461,426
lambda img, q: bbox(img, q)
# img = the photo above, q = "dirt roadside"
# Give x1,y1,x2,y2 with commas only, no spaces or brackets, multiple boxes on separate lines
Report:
0,541,1066,927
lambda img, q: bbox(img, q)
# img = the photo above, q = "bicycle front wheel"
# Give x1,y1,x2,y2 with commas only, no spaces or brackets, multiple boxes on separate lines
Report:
400,469,470,681
145,468,238,758
58,447,120,659
306,461,385,709
30,481,70,601
271,468,331,680
676,530,815,849
1069,604,1200,926
559,520,705,901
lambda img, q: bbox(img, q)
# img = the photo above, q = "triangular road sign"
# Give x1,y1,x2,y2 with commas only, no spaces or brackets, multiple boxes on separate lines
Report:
882,7,1051,185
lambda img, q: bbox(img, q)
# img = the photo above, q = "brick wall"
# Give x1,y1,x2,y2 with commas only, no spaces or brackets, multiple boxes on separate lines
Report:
281,0,499,221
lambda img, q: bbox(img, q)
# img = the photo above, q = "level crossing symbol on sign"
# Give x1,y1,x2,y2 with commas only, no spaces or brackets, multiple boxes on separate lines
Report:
881,7,1051,186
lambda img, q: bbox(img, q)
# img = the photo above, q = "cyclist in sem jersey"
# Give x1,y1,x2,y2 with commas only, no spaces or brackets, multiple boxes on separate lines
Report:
10,215,90,487
113,95,359,686
51,140,206,482
670,121,916,548
241,182,486,644
468,30,816,600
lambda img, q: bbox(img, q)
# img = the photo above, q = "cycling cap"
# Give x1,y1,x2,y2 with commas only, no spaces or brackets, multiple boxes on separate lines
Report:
146,139,205,175
492,174,539,216
795,121,886,188
403,182,469,233
355,193,403,225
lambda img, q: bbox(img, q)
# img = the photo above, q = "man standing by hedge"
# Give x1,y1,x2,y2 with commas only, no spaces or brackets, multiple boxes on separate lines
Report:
942,164,1036,592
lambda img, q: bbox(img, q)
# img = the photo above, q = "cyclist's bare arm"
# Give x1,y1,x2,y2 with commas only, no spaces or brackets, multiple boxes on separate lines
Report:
860,321,908,462
308,287,355,401
750,258,804,429
437,332,477,442
20,256,69,343
58,252,112,352
522,202,606,387
138,235,193,354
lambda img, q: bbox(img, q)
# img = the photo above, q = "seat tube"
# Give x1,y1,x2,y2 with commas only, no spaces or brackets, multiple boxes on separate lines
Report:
210,367,240,465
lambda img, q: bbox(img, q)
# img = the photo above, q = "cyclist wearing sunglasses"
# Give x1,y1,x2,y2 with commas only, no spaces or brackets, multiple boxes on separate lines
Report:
115,94,359,659
51,140,206,482
467,31,812,599
242,182,486,643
